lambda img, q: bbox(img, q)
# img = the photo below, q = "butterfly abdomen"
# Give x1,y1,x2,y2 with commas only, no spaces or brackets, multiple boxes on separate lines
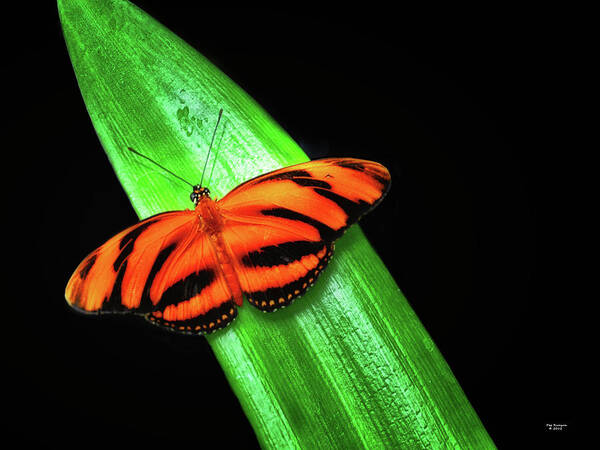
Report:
213,238,245,307
193,197,245,308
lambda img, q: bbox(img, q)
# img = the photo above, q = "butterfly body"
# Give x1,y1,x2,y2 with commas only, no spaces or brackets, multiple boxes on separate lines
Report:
195,197,246,308
66,158,391,334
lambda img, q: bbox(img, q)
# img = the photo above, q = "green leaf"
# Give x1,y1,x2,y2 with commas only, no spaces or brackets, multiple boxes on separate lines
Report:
58,0,495,448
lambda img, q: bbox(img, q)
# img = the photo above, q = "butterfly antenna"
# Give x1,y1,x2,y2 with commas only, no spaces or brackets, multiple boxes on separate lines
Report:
127,147,194,187
206,124,226,188
200,108,224,187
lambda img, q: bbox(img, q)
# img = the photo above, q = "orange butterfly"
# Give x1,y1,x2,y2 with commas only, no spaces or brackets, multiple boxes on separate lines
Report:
66,154,390,334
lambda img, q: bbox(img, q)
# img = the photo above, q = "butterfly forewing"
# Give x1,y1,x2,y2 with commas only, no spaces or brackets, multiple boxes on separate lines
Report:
218,158,391,311
66,211,194,312
66,210,237,333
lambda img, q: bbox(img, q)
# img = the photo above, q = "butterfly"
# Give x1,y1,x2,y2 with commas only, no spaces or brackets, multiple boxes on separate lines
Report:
65,155,391,335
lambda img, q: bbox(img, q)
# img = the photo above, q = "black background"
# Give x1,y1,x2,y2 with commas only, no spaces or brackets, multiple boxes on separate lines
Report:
9,2,580,448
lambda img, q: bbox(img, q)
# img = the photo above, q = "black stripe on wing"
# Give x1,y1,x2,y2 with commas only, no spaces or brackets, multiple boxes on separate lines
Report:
261,208,339,242
313,188,371,224
99,242,178,314
241,240,326,267
260,176,387,243
245,242,335,312
80,218,165,314
113,219,160,271
261,169,334,189
153,268,216,311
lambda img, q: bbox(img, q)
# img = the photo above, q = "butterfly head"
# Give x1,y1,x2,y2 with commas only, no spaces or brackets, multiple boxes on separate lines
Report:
190,185,211,205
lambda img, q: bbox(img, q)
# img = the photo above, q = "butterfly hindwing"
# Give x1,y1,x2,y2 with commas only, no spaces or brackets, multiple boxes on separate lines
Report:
244,242,335,312
143,225,238,334
220,218,335,311
146,300,238,334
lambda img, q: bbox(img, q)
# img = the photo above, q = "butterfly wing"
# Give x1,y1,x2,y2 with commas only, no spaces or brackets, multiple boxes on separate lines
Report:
65,210,237,333
218,158,391,311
